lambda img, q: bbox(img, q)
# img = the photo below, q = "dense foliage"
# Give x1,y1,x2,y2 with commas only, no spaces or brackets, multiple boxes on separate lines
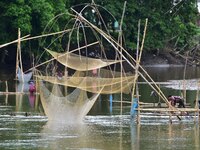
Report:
0,0,199,64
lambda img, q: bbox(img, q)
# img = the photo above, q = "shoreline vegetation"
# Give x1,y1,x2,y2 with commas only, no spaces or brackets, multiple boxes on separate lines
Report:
0,1,199,67
141,51,199,67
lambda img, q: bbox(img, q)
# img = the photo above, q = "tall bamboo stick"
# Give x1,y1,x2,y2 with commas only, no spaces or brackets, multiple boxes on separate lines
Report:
183,52,188,103
17,28,24,82
195,82,200,122
0,29,71,49
0,35,30,49
119,1,127,115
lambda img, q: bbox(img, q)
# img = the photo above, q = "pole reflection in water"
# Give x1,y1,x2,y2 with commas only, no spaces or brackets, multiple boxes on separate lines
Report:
16,83,28,112
28,93,35,108
194,124,199,150
0,66,200,149
131,122,140,150
130,122,200,150
15,82,38,113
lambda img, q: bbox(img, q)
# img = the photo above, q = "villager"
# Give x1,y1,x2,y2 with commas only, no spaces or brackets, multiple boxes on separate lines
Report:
29,81,36,94
168,95,185,108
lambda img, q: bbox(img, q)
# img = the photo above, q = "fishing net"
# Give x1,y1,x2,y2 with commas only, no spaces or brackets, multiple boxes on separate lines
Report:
17,67,32,82
46,48,123,71
39,81,101,122
36,74,134,94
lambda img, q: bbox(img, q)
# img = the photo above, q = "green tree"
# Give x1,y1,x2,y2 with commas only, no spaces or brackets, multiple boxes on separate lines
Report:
0,0,70,63
0,0,199,64
70,0,199,54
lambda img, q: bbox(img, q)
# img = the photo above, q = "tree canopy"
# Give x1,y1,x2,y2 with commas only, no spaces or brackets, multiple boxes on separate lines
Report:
0,0,199,64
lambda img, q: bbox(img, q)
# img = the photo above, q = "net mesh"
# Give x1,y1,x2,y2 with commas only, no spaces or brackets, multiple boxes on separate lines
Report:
17,67,32,82
36,75,134,94
39,81,101,122
46,48,123,71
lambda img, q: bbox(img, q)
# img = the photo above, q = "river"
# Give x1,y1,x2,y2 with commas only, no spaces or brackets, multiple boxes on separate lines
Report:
0,66,199,150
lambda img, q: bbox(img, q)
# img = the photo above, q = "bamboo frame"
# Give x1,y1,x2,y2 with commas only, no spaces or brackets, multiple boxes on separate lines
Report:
71,9,200,124
1,2,197,124
70,10,176,110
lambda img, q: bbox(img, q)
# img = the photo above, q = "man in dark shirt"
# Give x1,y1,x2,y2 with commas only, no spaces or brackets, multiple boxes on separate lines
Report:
168,95,185,108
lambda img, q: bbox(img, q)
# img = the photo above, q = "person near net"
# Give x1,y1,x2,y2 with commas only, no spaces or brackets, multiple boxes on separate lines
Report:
168,95,185,108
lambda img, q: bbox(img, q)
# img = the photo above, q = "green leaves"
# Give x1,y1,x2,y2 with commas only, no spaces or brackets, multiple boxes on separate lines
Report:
0,0,199,61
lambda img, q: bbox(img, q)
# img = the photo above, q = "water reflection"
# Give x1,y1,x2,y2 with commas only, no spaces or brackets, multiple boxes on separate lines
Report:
0,66,199,149
28,93,36,108
130,122,200,150
0,103,199,150
143,66,200,82
15,82,39,113
164,79,200,90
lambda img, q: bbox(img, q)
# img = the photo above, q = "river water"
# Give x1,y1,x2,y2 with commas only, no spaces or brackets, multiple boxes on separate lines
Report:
0,66,199,150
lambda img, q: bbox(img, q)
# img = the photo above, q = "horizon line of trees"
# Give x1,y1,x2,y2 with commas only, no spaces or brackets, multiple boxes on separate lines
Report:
0,0,199,65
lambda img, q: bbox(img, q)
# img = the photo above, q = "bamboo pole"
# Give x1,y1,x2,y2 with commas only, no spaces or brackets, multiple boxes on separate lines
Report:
15,31,20,79
183,52,188,104
119,1,127,115
0,35,30,49
195,82,200,123
5,81,8,92
21,29,71,42
136,18,144,124
0,92,24,95
136,20,142,124
137,108,199,112
17,28,24,82
0,29,71,49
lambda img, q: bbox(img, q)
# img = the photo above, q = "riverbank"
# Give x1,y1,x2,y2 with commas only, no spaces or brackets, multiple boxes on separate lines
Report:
141,52,185,66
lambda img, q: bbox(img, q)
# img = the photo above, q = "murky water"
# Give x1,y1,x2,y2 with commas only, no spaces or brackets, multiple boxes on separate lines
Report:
0,66,200,150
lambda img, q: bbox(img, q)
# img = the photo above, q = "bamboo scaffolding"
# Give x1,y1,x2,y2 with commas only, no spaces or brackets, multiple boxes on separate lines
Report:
70,9,176,111
70,8,200,124
2,3,193,122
